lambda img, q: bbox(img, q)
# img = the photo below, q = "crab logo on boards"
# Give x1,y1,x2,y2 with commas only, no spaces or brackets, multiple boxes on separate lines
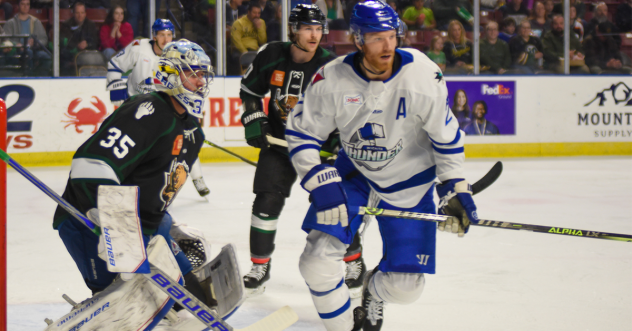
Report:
63,96,109,134
342,122,403,171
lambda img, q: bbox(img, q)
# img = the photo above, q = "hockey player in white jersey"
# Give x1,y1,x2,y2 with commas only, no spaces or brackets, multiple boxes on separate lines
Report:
106,18,211,197
286,2,479,330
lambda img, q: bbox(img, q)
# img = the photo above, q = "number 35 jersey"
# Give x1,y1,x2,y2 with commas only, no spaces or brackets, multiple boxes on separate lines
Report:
287,48,465,208
53,92,204,231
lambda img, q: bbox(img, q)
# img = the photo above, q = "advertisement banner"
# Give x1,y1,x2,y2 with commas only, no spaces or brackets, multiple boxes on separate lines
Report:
446,81,516,136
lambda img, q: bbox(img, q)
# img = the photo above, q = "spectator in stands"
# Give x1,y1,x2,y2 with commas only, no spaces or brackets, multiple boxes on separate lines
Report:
230,1,267,74
529,1,550,37
227,0,247,26
60,1,99,76
127,0,161,37
402,0,436,30
543,0,554,18
387,0,402,17
443,20,472,74
542,14,589,73
425,35,446,71
553,0,585,19
260,0,276,23
266,3,283,42
0,0,13,21
584,22,632,74
433,0,473,31
451,89,471,129
586,2,606,34
499,17,516,42
83,0,110,8
480,21,512,74
509,20,544,73
616,0,632,32
99,5,133,59
3,0,51,76
499,0,529,24
463,100,499,135
314,0,344,22
569,6,584,42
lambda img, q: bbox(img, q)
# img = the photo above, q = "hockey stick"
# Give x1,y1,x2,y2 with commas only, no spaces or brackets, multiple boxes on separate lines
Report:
204,139,258,166
0,149,299,331
0,149,99,234
147,265,298,331
355,208,632,242
266,134,288,148
265,135,503,196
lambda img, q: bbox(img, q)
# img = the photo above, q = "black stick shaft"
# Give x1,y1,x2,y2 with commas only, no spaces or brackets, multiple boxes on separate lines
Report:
204,140,257,166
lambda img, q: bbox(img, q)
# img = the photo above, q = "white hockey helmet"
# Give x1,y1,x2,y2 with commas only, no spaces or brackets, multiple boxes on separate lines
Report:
154,39,214,118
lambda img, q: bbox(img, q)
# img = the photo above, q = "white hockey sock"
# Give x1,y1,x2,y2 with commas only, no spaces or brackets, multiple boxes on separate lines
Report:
190,158,203,180
369,271,425,305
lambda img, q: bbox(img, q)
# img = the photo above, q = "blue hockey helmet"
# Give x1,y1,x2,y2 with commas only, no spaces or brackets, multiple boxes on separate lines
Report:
152,19,176,38
350,1,404,44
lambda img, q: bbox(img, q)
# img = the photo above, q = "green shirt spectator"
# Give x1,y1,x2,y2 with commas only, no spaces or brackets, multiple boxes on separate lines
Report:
402,0,436,30
480,22,512,74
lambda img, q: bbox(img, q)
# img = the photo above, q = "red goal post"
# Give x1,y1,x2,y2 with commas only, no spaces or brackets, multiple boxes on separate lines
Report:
0,97,6,331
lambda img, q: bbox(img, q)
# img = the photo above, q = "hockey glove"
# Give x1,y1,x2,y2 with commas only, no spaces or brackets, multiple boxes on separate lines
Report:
301,164,349,227
106,79,128,106
436,179,479,237
241,100,271,150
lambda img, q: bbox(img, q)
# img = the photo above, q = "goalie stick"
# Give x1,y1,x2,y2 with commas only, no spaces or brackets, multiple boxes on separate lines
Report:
355,208,632,242
0,149,299,331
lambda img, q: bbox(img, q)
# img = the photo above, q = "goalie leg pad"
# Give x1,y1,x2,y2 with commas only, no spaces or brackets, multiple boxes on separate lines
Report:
45,236,183,331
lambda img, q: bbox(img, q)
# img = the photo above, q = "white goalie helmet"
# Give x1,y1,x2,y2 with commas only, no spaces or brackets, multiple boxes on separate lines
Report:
154,39,214,118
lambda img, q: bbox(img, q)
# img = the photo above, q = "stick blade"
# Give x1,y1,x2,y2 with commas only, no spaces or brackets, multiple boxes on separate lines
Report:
236,306,299,331
472,161,503,195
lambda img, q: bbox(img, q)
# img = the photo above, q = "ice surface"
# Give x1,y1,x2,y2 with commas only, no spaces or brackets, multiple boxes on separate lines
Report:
6,157,632,330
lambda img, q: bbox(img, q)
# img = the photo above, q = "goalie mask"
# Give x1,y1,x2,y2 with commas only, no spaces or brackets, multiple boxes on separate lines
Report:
154,39,214,118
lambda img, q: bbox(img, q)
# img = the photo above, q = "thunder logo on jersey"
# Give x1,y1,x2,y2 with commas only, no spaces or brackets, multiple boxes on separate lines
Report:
342,123,404,171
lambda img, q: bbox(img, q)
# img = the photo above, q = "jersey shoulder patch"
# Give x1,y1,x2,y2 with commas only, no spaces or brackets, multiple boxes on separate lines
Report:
132,40,140,46
135,101,155,119
311,66,325,85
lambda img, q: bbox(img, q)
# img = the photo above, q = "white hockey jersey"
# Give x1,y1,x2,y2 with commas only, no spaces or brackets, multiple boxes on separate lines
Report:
106,39,159,96
286,48,465,208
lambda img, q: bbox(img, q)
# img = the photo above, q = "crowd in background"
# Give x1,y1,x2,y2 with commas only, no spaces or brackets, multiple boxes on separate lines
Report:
0,0,630,76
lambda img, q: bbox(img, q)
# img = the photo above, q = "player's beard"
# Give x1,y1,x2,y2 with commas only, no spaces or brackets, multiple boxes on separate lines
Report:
363,49,395,74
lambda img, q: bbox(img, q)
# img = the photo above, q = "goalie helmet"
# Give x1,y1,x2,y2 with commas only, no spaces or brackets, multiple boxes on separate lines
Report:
349,0,404,45
154,39,214,118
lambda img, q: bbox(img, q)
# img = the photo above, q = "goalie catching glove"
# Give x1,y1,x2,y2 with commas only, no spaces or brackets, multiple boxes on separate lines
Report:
301,164,349,227
436,179,479,237
241,99,271,150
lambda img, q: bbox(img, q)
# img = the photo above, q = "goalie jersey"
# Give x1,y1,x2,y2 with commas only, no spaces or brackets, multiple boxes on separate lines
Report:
107,39,159,97
286,48,465,208
53,92,204,231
